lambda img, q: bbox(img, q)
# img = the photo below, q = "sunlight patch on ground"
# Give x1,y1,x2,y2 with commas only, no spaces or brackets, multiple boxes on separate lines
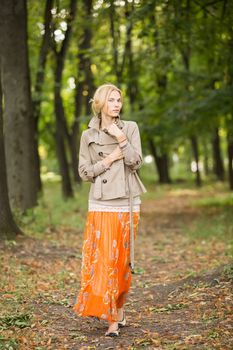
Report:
169,188,199,197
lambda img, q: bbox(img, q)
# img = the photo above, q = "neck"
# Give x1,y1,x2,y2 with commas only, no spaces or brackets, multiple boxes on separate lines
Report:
100,114,116,129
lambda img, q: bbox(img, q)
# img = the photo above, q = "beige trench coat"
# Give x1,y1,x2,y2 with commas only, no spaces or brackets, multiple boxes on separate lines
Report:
79,115,146,199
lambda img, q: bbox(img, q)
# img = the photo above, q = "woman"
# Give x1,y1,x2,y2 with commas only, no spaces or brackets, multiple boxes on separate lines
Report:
73,83,146,337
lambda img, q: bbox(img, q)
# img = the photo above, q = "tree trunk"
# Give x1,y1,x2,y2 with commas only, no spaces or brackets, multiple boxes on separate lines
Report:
54,82,73,197
109,0,128,86
212,127,225,181
203,139,209,176
149,2,171,184
148,138,171,184
52,0,77,198
54,129,73,198
225,11,233,190
33,0,54,193
190,135,201,187
125,0,138,108
71,0,94,184
72,76,83,184
83,0,95,115
0,71,23,240
160,154,171,184
227,131,233,190
0,0,38,211
109,0,120,83
175,0,201,186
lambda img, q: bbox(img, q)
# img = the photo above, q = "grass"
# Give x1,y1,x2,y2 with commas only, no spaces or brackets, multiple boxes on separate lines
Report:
150,303,187,313
194,192,233,207
182,190,233,257
223,264,233,280
0,313,32,330
0,337,18,350
13,181,90,239
185,208,232,239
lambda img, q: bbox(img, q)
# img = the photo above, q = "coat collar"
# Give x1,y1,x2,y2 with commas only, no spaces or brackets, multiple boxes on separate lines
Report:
88,115,124,131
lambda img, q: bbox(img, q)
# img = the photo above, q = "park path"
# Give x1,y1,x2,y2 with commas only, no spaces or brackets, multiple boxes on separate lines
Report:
2,188,232,349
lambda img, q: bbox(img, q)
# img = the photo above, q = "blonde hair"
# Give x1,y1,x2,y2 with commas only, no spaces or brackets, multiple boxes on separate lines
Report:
91,83,123,118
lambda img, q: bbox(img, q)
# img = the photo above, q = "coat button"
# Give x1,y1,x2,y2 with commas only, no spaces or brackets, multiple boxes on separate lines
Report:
103,179,107,183
136,160,140,164
84,171,88,175
98,151,103,156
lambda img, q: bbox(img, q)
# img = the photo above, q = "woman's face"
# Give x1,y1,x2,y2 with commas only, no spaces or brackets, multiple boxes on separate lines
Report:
102,90,122,118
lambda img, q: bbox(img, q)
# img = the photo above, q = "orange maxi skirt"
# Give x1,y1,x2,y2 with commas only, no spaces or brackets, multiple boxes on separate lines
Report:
73,211,139,322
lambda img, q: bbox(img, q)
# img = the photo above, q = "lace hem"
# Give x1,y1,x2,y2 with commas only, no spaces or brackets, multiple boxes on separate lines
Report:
88,204,140,212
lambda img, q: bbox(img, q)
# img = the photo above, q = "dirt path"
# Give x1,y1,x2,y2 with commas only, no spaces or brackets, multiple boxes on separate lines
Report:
1,190,232,349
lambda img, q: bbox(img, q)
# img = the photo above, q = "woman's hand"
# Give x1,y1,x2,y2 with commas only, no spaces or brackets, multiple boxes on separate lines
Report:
105,122,125,141
109,146,124,162
102,146,124,168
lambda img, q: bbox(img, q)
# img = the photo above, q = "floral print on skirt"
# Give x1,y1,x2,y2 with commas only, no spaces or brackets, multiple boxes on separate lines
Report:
73,211,139,322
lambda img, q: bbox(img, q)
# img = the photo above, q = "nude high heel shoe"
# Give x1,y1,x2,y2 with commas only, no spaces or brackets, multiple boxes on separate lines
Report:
118,311,126,327
105,324,120,337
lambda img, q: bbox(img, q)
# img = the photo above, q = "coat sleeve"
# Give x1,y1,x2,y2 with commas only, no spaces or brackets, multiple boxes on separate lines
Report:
121,122,143,171
78,131,106,182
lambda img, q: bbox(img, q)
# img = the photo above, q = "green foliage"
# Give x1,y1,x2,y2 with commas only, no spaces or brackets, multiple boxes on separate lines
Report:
0,313,32,330
0,337,18,350
25,0,233,188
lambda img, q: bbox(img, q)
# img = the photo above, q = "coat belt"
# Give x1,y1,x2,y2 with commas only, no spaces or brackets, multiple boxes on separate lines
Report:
128,171,135,274
94,176,102,199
